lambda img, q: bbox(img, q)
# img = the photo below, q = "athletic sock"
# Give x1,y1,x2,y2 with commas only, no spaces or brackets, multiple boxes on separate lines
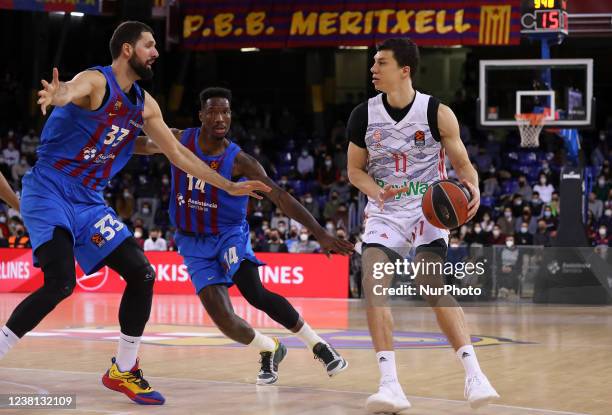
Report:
0,325,18,359
248,330,276,352
116,333,141,372
456,345,482,377
295,321,325,350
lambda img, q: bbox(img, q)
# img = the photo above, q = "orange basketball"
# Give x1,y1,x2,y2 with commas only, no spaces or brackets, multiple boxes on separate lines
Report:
422,180,472,229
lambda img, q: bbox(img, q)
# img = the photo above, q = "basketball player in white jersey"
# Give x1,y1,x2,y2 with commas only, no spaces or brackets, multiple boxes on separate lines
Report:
347,38,499,413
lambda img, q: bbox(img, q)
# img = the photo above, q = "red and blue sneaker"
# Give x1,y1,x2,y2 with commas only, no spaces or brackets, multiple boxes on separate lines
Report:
102,357,165,405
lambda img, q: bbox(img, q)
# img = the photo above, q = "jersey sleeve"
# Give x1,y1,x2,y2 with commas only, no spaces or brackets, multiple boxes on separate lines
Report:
346,102,368,148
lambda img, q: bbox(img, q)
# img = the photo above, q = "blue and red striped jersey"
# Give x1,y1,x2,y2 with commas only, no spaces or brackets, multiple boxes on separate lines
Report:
169,128,248,234
36,65,145,191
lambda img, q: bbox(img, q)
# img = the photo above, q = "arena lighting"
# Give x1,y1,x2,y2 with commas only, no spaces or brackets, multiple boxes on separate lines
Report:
49,12,85,17
240,47,260,52
338,45,368,50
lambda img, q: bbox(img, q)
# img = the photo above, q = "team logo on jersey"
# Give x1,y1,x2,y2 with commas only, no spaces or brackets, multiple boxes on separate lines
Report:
373,129,382,142
108,100,122,117
414,130,425,147
177,193,185,206
82,147,97,160
91,233,106,248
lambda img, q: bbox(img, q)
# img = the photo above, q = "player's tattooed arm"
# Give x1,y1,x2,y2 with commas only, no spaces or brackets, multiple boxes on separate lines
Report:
234,151,353,255
133,129,181,155
37,68,105,115
438,104,480,220
0,173,19,212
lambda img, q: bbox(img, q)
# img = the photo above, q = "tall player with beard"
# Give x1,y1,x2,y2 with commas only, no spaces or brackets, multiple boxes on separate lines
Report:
139,87,353,385
0,22,270,405
347,38,499,413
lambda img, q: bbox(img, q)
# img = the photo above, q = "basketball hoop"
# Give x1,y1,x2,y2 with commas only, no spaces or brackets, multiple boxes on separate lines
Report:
515,111,548,148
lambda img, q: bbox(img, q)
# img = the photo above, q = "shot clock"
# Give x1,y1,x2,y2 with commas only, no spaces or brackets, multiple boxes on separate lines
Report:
521,0,569,36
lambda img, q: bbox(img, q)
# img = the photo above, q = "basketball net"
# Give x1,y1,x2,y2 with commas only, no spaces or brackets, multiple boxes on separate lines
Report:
515,112,548,148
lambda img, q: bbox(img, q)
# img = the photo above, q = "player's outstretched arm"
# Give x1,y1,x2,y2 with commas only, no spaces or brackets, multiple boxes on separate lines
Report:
141,93,270,199
134,129,182,155
234,151,353,255
0,173,19,212
37,68,104,115
438,104,480,220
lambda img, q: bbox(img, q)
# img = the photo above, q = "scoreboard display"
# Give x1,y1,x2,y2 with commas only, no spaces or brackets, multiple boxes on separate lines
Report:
521,0,569,36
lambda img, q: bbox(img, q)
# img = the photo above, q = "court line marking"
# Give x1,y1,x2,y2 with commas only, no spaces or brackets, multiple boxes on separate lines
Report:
0,380,48,394
0,366,590,415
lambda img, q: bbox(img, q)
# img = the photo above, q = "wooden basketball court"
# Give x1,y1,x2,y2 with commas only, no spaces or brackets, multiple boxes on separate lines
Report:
1,293,610,415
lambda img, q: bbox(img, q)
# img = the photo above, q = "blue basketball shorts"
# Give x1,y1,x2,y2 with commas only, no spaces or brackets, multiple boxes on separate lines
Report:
20,165,132,274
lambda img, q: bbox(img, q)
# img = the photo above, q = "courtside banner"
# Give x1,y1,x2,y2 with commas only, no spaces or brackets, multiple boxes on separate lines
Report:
181,0,520,50
0,0,101,15
0,249,349,298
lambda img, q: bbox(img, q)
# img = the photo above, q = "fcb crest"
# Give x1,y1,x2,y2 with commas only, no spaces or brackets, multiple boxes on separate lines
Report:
209,161,219,170
114,100,122,112
91,233,106,248
414,130,425,147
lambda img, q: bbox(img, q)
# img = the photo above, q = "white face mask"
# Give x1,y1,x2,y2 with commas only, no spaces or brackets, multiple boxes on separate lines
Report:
599,228,607,237
325,160,332,167
544,211,552,218
450,243,459,248
162,178,169,185
325,223,334,232
474,227,481,234
506,240,514,248
504,211,512,218
599,179,606,186
605,210,612,217
123,191,130,198
300,234,308,242
305,197,312,203
521,227,528,233
493,230,500,237
142,208,150,215
134,231,142,238
0,216,6,224
278,227,286,233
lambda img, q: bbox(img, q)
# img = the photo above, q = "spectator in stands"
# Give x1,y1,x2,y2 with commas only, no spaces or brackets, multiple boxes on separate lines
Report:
472,222,491,245
324,220,335,234
539,160,558,188
475,147,492,172
301,193,320,222
290,228,320,253
8,217,30,248
530,191,544,217
297,148,314,178
336,227,348,241
594,175,610,202
333,143,347,173
333,203,349,231
497,207,515,236
491,225,505,245
480,212,494,232
132,201,155,231
323,191,341,221
598,208,612,230
270,208,289,230
0,210,9,240
144,227,167,251
252,145,275,177
510,194,526,218
317,154,339,191
11,155,29,186
276,220,288,240
542,205,558,231
592,225,611,247
263,228,288,253
482,167,500,197
498,235,520,298
516,207,537,234
516,174,532,200
329,174,351,204
20,129,39,157
115,187,135,224
533,173,554,203
133,226,146,249
285,225,299,252
514,221,533,246
589,192,603,221
550,191,560,216
2,141,19,168
533,219,551,246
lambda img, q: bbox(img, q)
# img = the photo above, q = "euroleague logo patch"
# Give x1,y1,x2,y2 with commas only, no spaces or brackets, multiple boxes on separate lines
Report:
91,232,106,248
414,130,425,147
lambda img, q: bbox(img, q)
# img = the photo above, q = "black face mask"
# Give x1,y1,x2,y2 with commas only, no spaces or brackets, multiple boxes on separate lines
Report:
151,237,157,242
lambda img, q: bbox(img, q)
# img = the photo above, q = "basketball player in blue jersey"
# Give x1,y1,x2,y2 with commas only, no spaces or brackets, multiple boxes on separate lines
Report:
0,22,270,405
139,87,354,385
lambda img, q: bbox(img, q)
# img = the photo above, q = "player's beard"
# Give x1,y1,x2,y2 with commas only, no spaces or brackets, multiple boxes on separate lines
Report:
128,54,154,81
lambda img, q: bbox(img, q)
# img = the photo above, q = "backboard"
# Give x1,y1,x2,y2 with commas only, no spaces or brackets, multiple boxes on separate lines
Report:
478,59,593,128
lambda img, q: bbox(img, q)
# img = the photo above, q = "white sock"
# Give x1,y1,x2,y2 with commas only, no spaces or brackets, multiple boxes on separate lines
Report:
116,333,141,372
295,322,325,350
376,351,406,396
248,330,276,352
457,345,482,377
0,325,19,359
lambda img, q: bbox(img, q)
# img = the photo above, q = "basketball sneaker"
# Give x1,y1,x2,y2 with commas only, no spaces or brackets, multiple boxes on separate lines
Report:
464,372,500,409
256,338,287,385
365,379,411,414
102,357,165,405
313,342,348,377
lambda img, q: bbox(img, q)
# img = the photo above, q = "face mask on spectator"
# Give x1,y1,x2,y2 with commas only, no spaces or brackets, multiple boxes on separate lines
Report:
504,211,512,219
0,216,6,224
305,197,313,203
123,191,130,198
278,226,286,234
493,230,500,237
514,199,522,205
134,231,142,238
300,234,308,242
142,207,150,215
301,150,308,157
599,228,607,237
325,223,334,232
506,240,514,248
544,211,552,217
262,224,269,231
521,226,528,233
598,179,606,186
325,160,332,168
162,178,169,186
474,226,481,234
450,242,460,248
270,235,279,242
605,209,612,217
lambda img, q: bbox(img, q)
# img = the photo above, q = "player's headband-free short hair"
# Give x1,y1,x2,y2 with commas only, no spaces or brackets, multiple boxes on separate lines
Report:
109,21,154,60
200,87,233,107
376,37,420,76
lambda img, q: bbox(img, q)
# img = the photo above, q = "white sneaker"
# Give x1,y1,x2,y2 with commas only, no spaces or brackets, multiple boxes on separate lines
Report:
464,372,500,409
365,381,411,414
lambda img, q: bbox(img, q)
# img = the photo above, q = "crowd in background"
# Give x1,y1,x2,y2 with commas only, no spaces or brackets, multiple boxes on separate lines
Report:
0,92,611,253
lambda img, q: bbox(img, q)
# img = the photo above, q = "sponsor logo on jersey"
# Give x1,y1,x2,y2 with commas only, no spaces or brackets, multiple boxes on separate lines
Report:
93,153,116,164
414,130,425,147
91,232,106,248
375,178,428,199
129,119,143,129
82,147,97,160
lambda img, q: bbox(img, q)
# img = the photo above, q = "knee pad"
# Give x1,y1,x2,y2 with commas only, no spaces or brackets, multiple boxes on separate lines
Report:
125,263,156,291
42,277,75,303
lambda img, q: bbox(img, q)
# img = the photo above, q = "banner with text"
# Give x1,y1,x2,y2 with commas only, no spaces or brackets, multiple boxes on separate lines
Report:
0,0,101,15
181,0,520,50
0,249,349,298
